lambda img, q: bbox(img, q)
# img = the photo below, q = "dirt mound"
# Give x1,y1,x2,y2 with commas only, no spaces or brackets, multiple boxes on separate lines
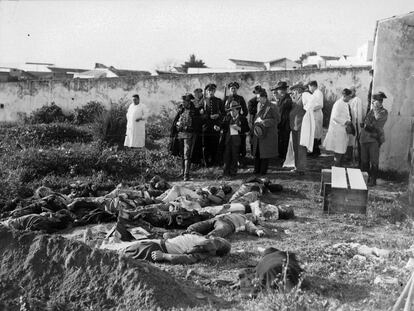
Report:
0,225,198,310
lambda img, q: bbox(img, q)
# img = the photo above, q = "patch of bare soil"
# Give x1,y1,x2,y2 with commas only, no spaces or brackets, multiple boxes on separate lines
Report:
0,225,199,311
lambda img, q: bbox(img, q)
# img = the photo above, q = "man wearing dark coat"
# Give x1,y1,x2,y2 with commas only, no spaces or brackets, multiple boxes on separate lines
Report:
251,89,280,175
200,84,223,167
271,81,292,162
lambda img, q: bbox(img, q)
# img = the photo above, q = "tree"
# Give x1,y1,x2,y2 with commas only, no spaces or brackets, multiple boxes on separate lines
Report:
180,54,207,73
295,51,317,67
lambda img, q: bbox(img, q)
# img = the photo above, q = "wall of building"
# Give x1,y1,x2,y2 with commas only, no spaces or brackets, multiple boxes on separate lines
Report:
372,13,414,173
0,66,370,123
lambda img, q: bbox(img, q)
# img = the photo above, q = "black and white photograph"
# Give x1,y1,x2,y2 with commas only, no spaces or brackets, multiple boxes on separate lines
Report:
0,0,413,310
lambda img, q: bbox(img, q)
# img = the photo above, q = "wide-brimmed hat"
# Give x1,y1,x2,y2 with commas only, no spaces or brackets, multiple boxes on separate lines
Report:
290,83,306,92
253,123,265,138
271,81,289,91
227,100,241,111
253,85,263,94
372,91,387,100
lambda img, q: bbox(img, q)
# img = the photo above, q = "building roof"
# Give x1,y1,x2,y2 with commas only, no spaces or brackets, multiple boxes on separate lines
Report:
228,59,266,69
47,66,89,73
268,58,288,65
108,66,151,77
320,56,340,61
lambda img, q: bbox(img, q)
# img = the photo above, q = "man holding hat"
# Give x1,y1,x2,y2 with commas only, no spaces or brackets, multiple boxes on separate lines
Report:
223,82,248,167
221,100,250,177
322,88,353,167
200,84,223,167
360,91,388,186
251,89,280,175
271,81,292,162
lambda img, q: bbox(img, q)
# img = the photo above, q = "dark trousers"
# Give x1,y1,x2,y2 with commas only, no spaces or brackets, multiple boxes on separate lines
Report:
291,130,307,171
310,139,321,156
187,218,235,238
240,135,247,158
278,129,290,160
254,146,269,175
191,133,203,164
202,133,220,167
223,136,241,175
361,142,379,166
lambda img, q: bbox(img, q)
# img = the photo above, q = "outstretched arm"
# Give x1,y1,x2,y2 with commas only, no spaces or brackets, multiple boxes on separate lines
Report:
151,250,208,264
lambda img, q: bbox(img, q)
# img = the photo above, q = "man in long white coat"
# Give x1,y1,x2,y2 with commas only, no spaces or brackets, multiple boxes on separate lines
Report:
346,87,368,165
124,94,148,148
323,89,353,167
308,81,324,157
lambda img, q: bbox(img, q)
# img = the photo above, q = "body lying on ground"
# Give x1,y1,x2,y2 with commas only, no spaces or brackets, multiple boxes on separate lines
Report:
238,247,303,298
119,231,231,264
186,213,265,238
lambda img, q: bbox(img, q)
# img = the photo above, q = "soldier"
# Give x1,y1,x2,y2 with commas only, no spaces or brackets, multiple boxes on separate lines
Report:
360,92,388,186
271,81,292,162
200,84,223,167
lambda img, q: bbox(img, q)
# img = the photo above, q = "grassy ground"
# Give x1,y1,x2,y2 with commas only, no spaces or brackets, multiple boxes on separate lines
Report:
148,156,412,311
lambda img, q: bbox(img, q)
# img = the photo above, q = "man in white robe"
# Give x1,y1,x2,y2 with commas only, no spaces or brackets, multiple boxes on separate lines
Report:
308,81,324,157
124,94,148,148
323,89,353,166
346,87,368,165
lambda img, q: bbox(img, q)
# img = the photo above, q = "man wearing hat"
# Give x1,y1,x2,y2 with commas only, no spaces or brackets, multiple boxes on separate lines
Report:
289,83,308,173
251,89,280,175
248,85,263,126
322,88,353,167
223,82,248,167
221,101,250,177
271,81,292,162
360,91,388,186
200,83,223,167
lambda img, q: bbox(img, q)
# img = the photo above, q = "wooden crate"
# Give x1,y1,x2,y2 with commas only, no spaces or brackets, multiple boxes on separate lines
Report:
321,167,368,214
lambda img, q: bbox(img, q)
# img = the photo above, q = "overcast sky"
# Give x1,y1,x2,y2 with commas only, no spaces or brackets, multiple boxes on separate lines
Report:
0,0,413,71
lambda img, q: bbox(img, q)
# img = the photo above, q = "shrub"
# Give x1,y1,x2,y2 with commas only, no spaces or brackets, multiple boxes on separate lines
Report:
92,99,128,147
73,101,107,125
28,102,68,124
0,123,93,148
146,101,180,141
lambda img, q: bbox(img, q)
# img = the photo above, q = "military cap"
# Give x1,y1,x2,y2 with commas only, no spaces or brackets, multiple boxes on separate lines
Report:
228,82,240,89
204,84,217,91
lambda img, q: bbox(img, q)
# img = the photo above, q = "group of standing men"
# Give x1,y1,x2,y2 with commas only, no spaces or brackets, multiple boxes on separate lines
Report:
169,80,328,180
124,75,388,187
